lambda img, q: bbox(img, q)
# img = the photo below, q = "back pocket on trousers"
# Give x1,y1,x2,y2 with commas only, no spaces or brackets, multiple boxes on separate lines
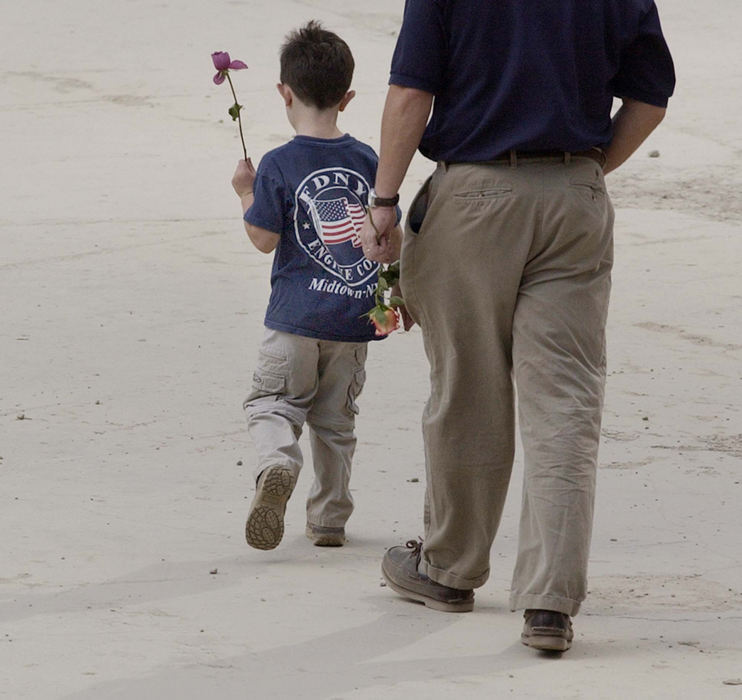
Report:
408,177,432,235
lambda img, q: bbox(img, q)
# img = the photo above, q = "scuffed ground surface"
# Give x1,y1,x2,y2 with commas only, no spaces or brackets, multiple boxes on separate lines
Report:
1,0,741,698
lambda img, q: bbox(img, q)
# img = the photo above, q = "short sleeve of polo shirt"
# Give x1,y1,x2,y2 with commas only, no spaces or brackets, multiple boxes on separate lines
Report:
612,1,675,107
389,0,447,94
244,155,289,235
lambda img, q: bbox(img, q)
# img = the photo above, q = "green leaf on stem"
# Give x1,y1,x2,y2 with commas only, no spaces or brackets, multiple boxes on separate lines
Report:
228,103,243,121
388,296,405,307
379,267,400,286
370,306,388,322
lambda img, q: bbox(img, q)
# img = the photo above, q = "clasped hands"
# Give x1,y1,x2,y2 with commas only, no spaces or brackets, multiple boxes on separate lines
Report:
359,206,399,264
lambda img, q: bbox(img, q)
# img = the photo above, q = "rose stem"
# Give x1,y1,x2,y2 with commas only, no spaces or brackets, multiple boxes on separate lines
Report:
226,73,248,161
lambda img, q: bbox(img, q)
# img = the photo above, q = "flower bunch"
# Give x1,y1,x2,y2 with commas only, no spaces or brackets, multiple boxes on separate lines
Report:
211,51,249,160
366,261,403,336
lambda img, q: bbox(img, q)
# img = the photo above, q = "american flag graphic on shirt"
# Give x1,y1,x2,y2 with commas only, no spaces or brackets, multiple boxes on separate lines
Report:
313,197,365,247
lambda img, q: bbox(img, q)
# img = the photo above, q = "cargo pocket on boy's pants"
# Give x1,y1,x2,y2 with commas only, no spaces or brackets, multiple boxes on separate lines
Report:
346,368,366,417
243,343,289,413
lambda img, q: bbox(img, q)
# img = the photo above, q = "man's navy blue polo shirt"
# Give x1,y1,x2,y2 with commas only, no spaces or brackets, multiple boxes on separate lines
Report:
390,0,676,163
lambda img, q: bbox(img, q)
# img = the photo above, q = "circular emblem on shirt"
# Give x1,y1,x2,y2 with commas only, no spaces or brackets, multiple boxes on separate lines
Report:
294,167,379,287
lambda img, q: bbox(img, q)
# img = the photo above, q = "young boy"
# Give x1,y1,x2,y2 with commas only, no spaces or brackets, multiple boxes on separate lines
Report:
231,21,401,550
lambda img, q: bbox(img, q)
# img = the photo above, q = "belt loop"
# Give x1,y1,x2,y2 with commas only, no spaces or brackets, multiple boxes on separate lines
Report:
438,160,448,172
509,149,517,168
592,147,607,169
563,151,571,164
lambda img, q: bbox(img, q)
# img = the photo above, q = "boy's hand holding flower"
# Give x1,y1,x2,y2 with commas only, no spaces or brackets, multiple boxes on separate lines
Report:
360,207,398,263
232,158,257,198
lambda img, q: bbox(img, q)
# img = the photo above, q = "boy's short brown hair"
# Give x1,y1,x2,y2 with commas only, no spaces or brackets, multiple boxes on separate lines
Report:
280,20,354,110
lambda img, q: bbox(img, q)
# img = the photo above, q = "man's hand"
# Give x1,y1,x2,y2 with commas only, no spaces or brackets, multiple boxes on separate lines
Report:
359,207,398,263
391,283,416,331
232,158,256,197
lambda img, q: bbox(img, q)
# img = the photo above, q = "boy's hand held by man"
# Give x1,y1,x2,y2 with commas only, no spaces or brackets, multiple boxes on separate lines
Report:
360,207,398,263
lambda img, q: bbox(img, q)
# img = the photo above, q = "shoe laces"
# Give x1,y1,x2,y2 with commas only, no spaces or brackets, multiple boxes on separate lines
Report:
405,538,423,565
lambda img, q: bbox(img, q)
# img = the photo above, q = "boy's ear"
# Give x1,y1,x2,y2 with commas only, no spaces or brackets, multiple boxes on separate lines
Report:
338,90,356,112
277,83,293,106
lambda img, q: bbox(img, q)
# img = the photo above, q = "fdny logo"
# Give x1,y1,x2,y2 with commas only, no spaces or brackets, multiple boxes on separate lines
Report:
294,167,379,287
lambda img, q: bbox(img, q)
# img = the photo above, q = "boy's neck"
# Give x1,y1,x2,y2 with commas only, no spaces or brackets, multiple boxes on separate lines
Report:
295,125,345,139
290,104,345,140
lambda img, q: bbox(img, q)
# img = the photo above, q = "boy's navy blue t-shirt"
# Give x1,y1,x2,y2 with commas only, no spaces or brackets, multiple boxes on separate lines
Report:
245,134,394,343
390,0,676,163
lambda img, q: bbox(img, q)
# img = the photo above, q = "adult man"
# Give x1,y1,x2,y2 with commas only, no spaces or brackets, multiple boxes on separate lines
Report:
360,0,675,651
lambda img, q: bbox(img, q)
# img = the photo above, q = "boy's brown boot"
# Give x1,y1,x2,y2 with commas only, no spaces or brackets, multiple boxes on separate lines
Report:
245,466,296,550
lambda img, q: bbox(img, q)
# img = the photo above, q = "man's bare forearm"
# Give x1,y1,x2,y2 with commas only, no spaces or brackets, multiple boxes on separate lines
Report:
374,85,434,197
603,98,666,175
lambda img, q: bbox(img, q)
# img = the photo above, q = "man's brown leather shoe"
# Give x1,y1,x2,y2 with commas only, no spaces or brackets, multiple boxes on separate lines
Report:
521,609,574,651
381,539,474,612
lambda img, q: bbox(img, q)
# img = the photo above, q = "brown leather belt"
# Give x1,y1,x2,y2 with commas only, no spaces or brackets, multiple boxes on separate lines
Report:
444,148,607,168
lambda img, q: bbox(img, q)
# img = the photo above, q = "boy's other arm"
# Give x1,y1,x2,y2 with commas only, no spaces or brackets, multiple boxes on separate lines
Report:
232,158,280,254
242,196,280,254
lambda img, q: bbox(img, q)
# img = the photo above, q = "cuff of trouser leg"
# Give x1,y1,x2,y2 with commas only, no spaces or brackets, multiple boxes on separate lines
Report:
308,519,347,529
306,415,356,432
509,592,582,617
254,463,300,483
244,401,306,429
419,557,489,590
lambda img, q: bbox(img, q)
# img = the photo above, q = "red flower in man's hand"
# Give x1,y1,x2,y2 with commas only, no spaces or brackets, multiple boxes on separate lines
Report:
364,260,406,336
370,307,400,337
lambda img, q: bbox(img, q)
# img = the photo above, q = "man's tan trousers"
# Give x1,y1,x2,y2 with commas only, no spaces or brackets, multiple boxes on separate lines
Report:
400,156,614,616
